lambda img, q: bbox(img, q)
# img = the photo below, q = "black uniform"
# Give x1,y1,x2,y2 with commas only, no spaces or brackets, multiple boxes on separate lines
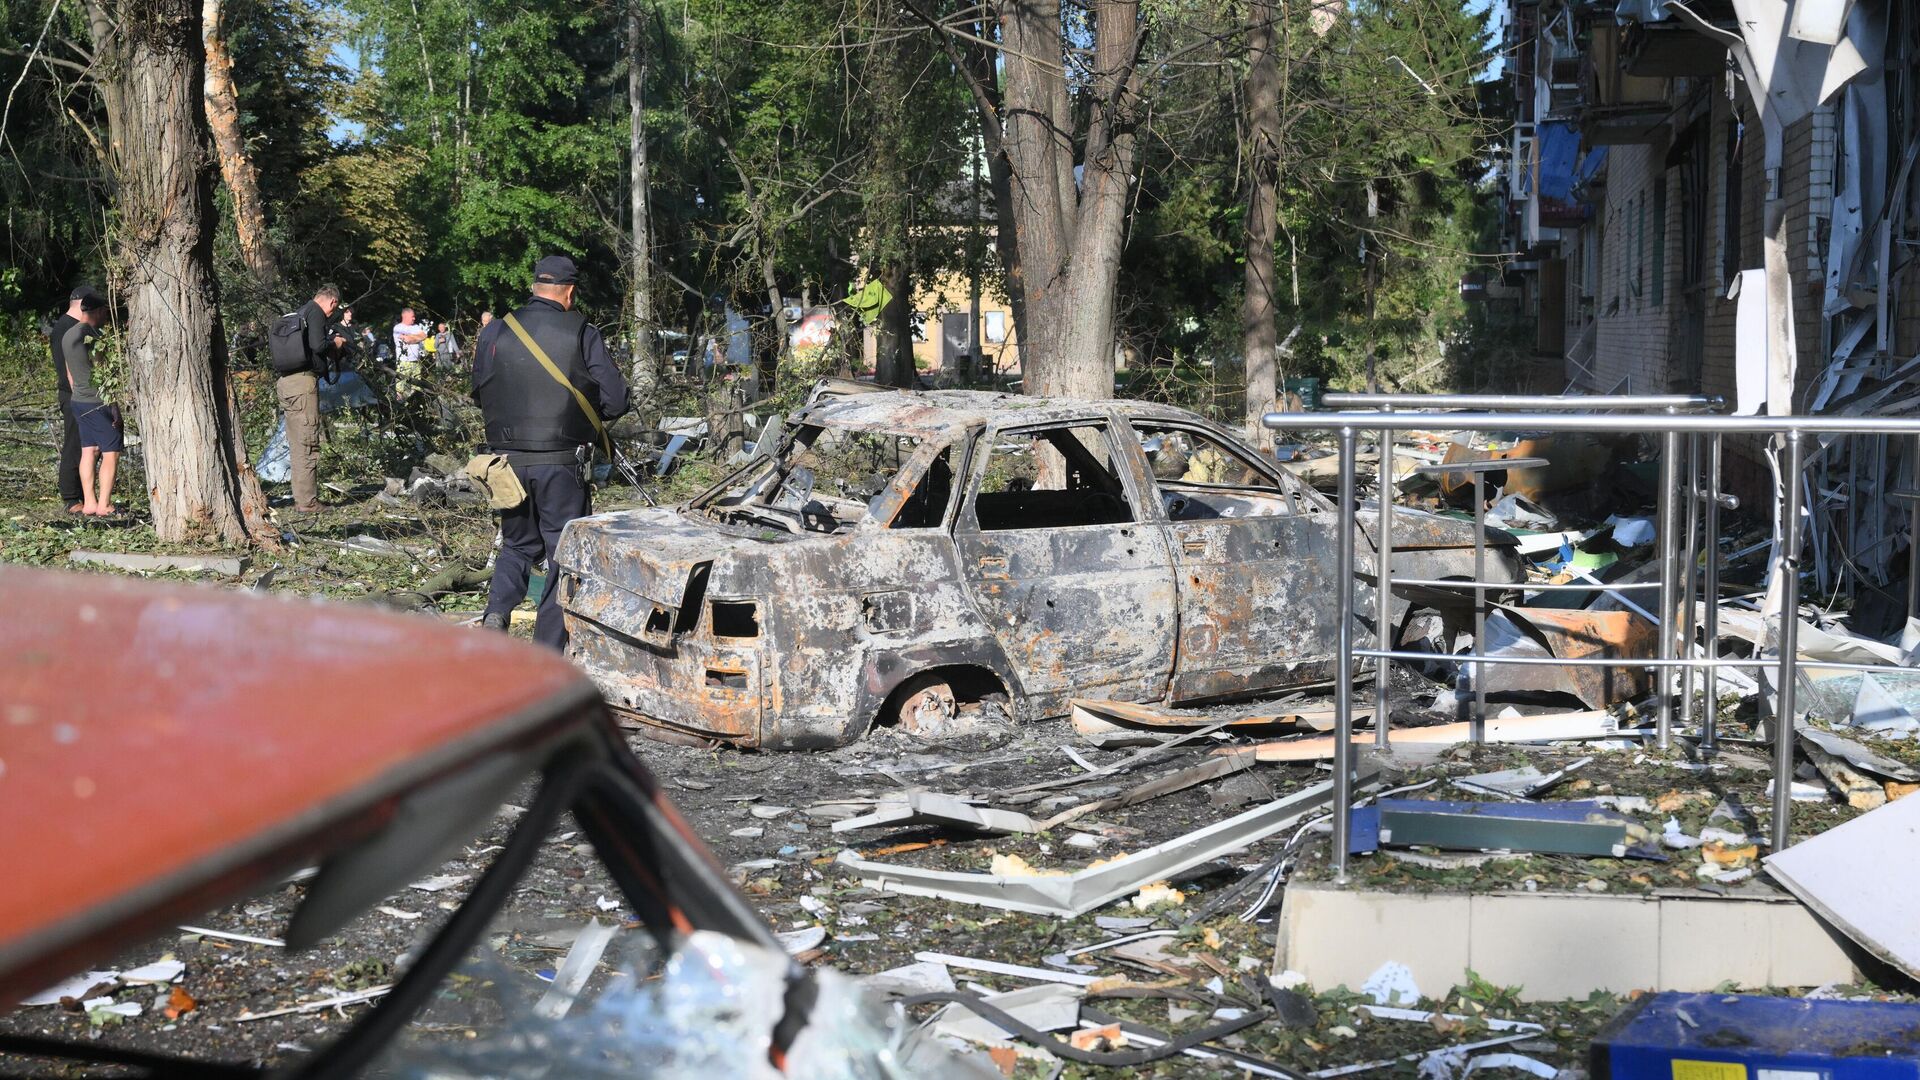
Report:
47,313,83,507
472,295,629,648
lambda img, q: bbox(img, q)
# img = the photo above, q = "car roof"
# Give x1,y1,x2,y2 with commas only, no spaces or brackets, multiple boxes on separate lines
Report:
0,567,599,1009
799,384,1221,439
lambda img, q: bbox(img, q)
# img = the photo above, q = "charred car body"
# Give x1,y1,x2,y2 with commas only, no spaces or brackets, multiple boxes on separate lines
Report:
555,383,1521,749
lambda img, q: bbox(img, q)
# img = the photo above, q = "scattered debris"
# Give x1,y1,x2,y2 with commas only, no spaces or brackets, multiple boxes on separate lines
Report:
235,984,394,1022
67,551,247,576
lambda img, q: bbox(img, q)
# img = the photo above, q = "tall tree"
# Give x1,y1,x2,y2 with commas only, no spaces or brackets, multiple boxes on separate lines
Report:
202,0,277,285
82,0,274,544
627,0,655,395
926,0,1144,398
1241,0,1280,441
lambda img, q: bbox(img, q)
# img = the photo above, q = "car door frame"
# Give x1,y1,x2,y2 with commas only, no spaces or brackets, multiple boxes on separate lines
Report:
948,413,1180,716
1121,414,1358,704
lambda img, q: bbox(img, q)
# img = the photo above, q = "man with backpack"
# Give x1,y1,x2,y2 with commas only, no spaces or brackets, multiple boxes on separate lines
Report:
268,283,345,513
471,255,629,649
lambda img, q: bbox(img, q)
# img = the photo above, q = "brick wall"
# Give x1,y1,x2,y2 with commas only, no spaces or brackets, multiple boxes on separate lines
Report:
1590,143,1681,392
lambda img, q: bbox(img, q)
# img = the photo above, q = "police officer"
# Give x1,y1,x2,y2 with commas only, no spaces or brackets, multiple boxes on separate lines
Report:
472,255,629,649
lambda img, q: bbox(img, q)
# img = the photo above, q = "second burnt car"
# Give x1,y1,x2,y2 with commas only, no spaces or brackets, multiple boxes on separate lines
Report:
553,382,1521,749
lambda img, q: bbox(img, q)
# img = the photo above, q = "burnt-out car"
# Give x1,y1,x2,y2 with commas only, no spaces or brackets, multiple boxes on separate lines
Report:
554,382,1520,749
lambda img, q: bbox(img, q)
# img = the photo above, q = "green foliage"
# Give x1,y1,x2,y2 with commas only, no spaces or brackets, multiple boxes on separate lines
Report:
1123,0,1504,393
0,0,1510,425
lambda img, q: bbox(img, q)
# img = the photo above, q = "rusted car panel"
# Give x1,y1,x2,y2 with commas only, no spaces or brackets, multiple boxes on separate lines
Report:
555,385,1522,749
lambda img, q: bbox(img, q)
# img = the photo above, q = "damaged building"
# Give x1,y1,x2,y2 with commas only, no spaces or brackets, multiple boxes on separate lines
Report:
1500,0,1920,603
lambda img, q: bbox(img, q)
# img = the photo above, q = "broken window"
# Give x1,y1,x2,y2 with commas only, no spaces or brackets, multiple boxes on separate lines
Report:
1136,425,1275,489
700,424,923,535
1134,423,1294,521
972,423,1134,531
892,447,955,529
1721,118,1746,285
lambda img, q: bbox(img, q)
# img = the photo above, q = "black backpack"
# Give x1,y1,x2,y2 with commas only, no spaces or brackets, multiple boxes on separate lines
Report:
267,309,311,374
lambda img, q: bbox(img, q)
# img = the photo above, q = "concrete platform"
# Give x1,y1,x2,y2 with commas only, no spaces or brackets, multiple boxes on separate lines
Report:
1275,880,1859,1001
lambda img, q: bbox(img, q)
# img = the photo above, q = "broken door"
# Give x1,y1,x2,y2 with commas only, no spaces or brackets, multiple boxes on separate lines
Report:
1132,421,1352,702
953,421,1177,713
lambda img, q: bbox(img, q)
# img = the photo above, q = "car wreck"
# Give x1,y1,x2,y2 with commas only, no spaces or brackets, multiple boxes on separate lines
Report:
555,382,1522,749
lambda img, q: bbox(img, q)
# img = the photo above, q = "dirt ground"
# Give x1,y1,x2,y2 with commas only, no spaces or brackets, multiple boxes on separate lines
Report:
3,379,1917,1078
3,697,1911,1078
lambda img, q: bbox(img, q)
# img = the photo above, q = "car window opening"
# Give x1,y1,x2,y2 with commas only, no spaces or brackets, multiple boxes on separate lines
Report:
891,447,954,529
975,424,1134,531
710,600,760,639
698,425,925,536
1136,423,1310,521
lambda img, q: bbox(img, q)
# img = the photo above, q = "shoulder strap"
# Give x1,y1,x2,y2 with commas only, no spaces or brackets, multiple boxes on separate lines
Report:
503,313,611,459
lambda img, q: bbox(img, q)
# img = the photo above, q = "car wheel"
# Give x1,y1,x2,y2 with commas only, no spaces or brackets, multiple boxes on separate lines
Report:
893,673,959,738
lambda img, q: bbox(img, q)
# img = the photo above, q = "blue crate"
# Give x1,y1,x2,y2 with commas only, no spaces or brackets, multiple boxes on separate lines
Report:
1592,992,1920,1080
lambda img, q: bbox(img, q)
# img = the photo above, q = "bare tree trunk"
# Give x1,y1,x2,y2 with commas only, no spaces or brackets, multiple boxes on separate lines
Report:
201,0,275,286
1043,0,1141,399
1242,0,1279,443
88,0,275,546
998,0,1076,385
628,0,657,401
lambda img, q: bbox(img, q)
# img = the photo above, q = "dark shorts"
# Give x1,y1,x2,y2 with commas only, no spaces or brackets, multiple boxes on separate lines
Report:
70,403,123,453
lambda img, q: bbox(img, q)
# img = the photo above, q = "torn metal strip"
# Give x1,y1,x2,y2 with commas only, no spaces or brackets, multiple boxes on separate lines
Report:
1223,709,1631,764
837,772,1375,917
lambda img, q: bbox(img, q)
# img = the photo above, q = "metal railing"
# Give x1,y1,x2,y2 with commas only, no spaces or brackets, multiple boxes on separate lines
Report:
1265,400,1920,875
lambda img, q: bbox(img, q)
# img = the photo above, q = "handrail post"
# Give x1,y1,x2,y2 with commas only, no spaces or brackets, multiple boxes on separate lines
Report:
1702,432,1723,753
1656,410,1681,748
1772,429,1805,853
1909,435,1920,622
1375,408,1394,749
1680,431,1703,740
1472,465,1488,744
1333,424,1358,883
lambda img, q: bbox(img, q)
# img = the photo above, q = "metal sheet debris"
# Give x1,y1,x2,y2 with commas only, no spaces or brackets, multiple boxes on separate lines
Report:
1353,800,1662,859
839,772,1372,916
1222,709,1633,763
931,983,1083,1045
833,791,1039,835
859,960,956,997
1765,791,1920,981
1467,607,1653,709
1451,758,1591,800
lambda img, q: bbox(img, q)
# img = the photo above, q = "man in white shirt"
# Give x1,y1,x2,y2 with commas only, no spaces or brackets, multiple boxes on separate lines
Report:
392,308,429,398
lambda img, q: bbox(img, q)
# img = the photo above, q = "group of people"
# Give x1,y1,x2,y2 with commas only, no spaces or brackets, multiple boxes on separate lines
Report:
46,257,627,651
269,257,629,649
